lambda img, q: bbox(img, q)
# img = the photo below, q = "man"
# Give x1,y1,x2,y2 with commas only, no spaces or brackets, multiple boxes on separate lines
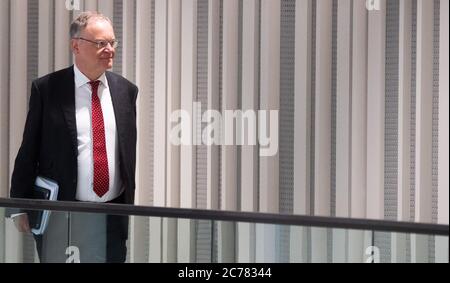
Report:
9,11,138,263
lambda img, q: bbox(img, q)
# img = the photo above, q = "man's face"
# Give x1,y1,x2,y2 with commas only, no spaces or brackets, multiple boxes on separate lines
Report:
72,19,116,74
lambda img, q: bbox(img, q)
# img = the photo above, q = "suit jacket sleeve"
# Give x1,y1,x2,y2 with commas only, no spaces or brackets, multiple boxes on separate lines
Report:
10,81,43,199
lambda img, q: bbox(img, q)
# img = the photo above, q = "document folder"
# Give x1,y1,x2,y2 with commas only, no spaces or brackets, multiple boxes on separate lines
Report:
29,176,59,235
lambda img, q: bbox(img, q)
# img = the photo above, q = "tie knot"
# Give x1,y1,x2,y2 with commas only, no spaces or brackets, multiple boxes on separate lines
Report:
89,80,101,91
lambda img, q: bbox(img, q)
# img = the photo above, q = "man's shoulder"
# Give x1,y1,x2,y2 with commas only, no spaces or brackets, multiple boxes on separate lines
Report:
106,71,138,92
33,66,73,87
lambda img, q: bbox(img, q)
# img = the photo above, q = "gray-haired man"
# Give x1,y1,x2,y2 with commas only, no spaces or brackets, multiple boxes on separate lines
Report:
10,11,138,263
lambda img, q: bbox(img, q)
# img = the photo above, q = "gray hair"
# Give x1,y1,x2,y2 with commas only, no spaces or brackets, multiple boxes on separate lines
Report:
70,11,113,38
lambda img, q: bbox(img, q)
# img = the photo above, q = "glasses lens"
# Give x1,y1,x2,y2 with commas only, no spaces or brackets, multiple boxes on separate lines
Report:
98,40,118,49
98,41,108,49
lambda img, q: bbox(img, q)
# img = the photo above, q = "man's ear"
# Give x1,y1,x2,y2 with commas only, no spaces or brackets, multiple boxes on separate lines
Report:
71,39,79,54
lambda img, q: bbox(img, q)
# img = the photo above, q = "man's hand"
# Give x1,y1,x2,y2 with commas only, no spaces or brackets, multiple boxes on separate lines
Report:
13,214,31,233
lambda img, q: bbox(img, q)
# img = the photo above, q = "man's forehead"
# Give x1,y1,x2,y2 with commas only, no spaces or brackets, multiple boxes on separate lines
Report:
84,18,113,30
81,19,115,36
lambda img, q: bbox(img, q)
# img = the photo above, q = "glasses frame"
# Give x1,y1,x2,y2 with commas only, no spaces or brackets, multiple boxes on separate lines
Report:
75,37,119,49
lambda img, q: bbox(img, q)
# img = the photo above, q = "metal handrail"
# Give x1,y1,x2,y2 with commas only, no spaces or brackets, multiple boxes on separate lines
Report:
0,197,448,236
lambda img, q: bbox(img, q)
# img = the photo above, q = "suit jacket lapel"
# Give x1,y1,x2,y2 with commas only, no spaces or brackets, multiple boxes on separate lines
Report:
57,66,78,157
106,72,127,152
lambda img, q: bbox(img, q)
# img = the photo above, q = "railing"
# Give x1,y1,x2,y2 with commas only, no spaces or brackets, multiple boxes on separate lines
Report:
0,198,447,236
0,197,448,263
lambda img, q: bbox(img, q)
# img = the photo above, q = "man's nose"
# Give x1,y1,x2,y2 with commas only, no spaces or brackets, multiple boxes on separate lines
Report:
103,46,114,55
107,42,116,50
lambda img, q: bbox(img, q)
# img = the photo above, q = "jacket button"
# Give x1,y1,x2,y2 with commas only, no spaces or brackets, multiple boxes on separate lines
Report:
72,179,76,184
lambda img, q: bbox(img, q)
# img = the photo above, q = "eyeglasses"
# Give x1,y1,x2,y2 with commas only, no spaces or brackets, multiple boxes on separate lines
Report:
75,37,119,49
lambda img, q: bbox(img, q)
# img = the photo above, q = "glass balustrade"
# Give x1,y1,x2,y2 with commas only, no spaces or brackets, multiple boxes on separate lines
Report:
0,201,448,263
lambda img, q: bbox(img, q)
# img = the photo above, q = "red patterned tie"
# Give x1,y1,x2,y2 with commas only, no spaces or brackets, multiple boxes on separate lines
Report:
90,81,109,197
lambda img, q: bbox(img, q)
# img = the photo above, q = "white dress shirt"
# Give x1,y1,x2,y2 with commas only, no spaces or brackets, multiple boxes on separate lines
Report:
74,64,123,202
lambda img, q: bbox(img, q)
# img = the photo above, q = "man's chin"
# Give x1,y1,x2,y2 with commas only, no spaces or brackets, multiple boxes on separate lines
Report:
101,60,113,70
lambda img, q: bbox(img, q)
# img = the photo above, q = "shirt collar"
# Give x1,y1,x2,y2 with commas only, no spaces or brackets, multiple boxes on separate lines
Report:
73,64,109,89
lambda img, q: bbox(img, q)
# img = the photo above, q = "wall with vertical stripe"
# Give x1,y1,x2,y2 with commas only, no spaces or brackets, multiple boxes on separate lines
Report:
0,0,447,263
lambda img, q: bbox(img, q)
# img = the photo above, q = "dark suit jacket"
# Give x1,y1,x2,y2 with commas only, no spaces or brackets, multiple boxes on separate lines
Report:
10,66,138,205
